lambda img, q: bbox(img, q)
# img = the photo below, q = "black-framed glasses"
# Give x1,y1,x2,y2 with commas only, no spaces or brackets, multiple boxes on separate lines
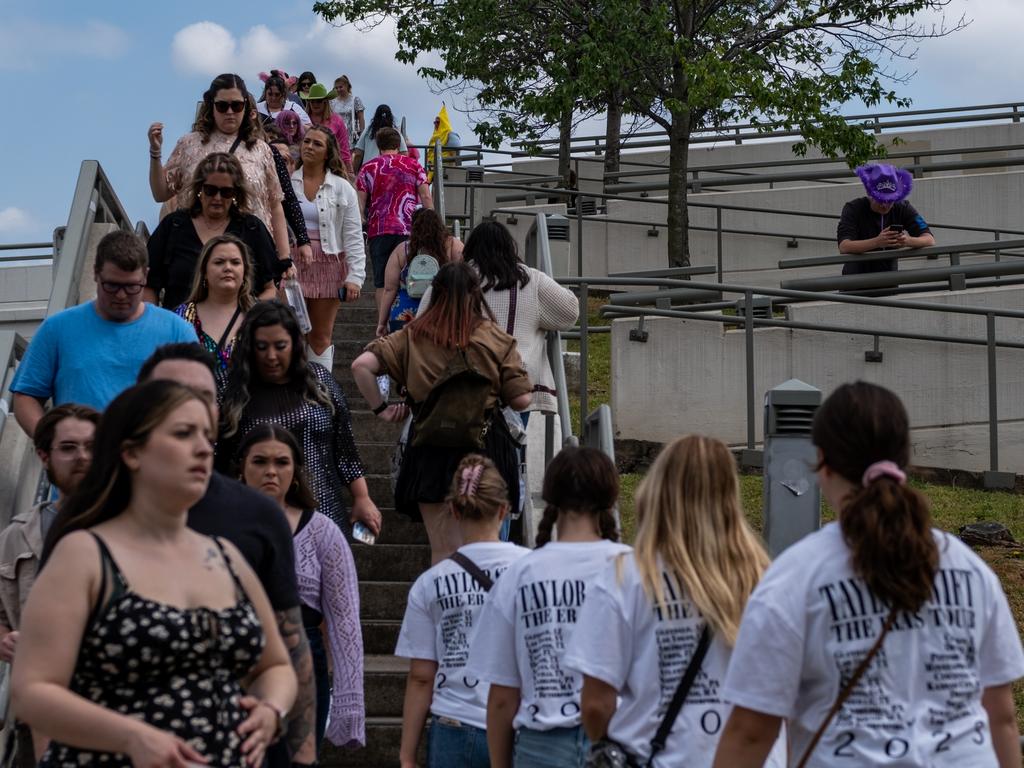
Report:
99,280,146,295
201,184,238,200
214,100,246,114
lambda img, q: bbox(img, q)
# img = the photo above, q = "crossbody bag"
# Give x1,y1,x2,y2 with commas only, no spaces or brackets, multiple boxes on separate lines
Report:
587,625,713,768
448,551,494,592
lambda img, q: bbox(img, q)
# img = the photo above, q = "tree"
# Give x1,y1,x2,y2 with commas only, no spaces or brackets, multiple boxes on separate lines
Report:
314,0,605,190
571,0,966,265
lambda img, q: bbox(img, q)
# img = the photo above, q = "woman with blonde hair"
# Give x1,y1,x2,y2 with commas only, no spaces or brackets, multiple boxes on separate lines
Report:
173,234,259,373
563,435,784,767
395,454,529,768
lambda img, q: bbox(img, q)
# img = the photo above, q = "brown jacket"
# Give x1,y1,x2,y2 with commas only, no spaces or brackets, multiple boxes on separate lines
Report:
365,319,532,409
0,503,48,631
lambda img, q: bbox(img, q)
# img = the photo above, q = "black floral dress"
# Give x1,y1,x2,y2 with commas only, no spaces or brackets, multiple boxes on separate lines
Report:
40,533,266,768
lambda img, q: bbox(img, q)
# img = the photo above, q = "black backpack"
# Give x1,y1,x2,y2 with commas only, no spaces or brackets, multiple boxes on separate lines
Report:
410,349,493,449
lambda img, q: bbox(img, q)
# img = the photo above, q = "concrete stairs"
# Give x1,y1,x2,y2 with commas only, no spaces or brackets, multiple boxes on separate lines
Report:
321,292,429,768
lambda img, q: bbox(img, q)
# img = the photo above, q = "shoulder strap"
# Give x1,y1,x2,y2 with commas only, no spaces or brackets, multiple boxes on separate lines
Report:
647,625,712,766
215,305,244,352
448,551,494,592
228,136,243,154
794,607,899,768
210,536,246,599
85,532,129,628
505,286,518,335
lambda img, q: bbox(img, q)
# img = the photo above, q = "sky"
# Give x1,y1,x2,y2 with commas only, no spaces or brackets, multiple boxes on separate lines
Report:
0,0,1021,249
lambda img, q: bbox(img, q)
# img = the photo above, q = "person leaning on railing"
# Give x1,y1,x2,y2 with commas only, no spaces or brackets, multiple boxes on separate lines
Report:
837,163,935,275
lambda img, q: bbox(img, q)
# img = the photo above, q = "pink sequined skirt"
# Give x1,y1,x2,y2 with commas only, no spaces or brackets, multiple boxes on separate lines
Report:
293,235,349,299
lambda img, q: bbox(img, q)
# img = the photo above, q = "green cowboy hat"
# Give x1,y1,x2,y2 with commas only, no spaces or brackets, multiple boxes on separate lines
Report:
300,83,337,101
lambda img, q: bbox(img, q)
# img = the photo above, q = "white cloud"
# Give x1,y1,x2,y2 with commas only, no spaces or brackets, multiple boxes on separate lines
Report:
0,19,129,70
0,208,33,234
171,22,293,78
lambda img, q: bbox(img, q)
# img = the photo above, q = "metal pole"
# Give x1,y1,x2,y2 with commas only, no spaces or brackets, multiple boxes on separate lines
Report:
987,313,999,472
579,282,590,433
576,160,584,278
745,289,755,450
469,175,476,229
716,208,724,282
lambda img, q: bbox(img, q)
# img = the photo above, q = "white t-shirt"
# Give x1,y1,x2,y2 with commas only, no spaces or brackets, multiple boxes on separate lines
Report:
564,554,785,767
723,523,1024,767
467,539,631,730
257,100,312,127
394,541,529,729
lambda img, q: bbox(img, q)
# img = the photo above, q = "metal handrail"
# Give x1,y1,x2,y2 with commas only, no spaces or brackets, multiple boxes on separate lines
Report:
0,332,28,433
779,238,1024,270
48,160,136,318
431,140,446,223
514,101,1024,151
556,273,1020,485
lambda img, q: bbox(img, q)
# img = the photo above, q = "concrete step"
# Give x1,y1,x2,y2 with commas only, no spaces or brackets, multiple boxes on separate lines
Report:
333,321,378,342
375,515,428,546
353,543,430,582
363,474,395,508
351,411,405,443
354,442,398,470
364,654,408,718
321,715,422,768
336,303,378,326
362,620,402,655
334,339,374,368
361,581,413,621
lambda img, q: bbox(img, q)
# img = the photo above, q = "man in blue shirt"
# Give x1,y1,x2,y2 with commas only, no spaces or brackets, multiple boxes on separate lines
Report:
11,230,196,437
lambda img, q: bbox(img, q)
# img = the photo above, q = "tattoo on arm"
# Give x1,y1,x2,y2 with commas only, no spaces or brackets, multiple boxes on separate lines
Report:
275,607,316,757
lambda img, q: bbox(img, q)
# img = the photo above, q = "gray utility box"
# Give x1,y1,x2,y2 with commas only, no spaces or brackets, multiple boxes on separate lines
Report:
762,379,822,557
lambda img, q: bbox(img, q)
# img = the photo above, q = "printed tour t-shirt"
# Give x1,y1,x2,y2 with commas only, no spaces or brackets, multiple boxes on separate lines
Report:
722,523,1024,767
564,554,785,767
395,541,529,730
467,539,631,731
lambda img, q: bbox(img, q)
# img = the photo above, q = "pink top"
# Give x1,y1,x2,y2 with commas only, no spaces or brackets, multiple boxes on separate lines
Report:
294,512,365,747
356,154,428,237
163,131,283,231
314,114,352,165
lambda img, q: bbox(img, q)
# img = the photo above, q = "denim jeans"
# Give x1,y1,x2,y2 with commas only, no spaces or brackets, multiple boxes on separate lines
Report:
305,625,330,756
513,725,590,768
427,716,491,768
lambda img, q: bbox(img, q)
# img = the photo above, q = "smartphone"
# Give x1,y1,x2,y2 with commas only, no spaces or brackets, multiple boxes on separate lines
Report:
353,522,377,545
337,286,348,302
888,224,904,234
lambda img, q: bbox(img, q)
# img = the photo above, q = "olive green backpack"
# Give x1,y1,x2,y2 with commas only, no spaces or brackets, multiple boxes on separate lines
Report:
410,349,493,449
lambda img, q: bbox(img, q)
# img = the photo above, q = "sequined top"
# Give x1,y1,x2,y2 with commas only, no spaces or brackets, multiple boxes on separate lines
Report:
40,534,265,767
163,131,283,231
173,302,239,371
220,364,365,535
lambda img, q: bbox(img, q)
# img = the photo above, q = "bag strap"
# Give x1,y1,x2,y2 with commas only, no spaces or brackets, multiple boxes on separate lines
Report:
448,551,494,592
647,624,712,766
794,607,899,768
506,287,518,336
228,135,243,155
215,305,244,352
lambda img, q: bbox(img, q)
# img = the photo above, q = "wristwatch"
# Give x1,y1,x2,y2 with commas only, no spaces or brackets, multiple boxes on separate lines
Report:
258,700,288,741
372,401,390,415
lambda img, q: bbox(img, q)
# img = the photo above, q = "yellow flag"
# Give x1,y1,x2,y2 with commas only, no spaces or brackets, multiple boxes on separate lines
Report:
426,104,453,182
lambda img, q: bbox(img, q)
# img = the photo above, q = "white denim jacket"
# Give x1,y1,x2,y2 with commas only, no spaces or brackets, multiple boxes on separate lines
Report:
290,169,367,287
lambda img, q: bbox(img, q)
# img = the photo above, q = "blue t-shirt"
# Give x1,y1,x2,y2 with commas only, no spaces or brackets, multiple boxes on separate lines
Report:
11,301,197,410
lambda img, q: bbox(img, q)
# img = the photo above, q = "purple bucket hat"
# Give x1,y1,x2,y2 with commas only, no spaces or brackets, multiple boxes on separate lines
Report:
855,163,913,204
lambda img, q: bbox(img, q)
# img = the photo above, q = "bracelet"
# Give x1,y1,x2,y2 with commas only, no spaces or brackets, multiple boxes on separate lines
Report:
149,151,161,160
372,401,390,415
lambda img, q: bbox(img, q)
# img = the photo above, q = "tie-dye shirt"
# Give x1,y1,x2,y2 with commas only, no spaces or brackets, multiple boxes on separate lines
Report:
356,153,428,237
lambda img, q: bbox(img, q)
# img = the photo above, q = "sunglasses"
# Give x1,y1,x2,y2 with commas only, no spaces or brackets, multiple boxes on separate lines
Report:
214,100,246,114
202,184,237,200
99,280,145,296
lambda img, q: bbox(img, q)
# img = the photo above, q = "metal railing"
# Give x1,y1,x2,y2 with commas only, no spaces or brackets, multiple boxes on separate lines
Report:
556,273,1023,488
0,332,27,431
0,243,53,265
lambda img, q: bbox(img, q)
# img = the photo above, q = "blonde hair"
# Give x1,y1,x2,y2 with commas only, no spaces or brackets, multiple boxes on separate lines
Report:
446,454,508,520
632,435,769,646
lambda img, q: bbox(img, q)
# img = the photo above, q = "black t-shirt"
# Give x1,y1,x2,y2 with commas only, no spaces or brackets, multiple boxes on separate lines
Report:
836,197,932,274
187,472,299,612
146,210,280,309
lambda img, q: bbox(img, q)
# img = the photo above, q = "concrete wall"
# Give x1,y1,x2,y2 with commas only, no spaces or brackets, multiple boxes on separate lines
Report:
485,123,1024,283
611,284,1024,472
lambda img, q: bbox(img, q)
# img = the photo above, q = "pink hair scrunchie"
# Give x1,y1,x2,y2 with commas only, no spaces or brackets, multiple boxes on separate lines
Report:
459,464,484,497
861,460,906,487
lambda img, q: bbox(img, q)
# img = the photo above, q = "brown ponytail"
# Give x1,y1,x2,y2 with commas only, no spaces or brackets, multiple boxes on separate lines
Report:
536,447,620,547
812,382,938,614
